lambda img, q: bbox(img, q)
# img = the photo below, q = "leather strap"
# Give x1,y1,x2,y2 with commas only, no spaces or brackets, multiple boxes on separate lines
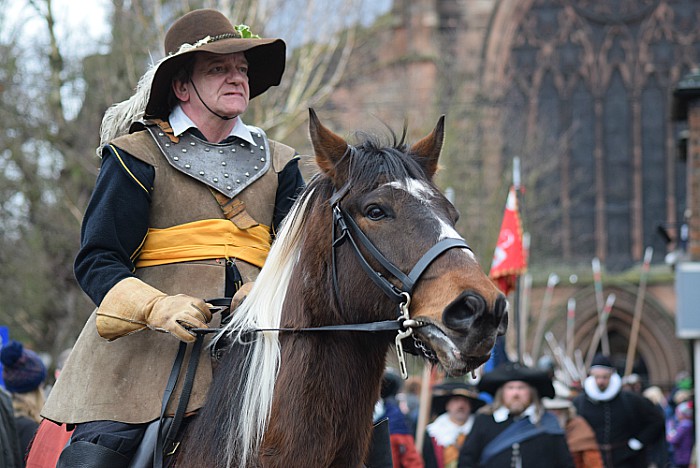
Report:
210,189,259,229
153,119,179,144
154,298,231,467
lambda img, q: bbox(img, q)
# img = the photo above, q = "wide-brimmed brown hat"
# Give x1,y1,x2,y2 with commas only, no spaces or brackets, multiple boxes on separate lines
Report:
431,380,486,415
144,9,286,118
478,362,555,399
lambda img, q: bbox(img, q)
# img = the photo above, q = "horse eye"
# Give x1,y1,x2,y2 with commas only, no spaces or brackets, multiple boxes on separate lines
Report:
365,205,386,221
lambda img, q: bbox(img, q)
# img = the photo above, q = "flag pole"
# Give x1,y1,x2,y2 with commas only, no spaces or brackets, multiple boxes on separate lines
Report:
624,247,653,376
512,157,522,363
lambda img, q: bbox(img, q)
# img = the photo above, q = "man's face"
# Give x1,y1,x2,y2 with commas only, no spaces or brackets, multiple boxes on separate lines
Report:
445,396,473,425
501,380,532,415
175,51,250,120
590,368,613,391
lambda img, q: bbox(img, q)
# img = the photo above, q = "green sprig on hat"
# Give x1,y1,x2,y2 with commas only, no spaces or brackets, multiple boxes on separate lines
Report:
234,24,260,39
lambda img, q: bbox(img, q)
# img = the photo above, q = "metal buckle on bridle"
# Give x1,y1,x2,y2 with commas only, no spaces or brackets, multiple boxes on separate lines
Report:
395,292,419,380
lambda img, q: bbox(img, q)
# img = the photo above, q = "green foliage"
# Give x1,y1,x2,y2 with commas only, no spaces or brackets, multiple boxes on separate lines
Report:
234,24,260,39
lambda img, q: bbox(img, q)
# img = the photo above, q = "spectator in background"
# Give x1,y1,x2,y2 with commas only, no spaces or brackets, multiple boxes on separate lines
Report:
0,385,23,467
24,347,74,468
667,401,694,468
1,340,47,465
423,380,485,468
374,369,424,468
621,373,642,394
573,354,664,468
458,362,573,467
642,385,671,468
543,391,603,468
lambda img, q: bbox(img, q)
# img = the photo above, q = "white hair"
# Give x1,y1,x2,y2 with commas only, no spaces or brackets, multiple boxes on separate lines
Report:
214,188,312,467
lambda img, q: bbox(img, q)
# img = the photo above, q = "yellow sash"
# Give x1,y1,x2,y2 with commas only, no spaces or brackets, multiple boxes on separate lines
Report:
135,219,271,268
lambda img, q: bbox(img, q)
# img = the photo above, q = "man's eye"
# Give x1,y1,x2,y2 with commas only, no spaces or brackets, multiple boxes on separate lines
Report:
239,66,249,75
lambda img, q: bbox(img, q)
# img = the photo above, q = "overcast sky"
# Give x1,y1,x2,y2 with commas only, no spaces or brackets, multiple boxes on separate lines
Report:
4,0,109,58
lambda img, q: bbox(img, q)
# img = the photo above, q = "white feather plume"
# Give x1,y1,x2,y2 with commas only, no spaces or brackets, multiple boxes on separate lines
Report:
96,41,204,157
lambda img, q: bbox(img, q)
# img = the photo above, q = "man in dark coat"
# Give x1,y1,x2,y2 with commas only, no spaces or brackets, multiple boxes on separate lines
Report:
458,362,574,468
572,354,664,468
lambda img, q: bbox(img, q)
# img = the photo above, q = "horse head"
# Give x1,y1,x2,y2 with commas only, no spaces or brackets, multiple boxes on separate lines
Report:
308,109,508,376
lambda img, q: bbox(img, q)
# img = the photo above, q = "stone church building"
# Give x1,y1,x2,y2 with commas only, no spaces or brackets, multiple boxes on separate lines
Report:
318,0,700,387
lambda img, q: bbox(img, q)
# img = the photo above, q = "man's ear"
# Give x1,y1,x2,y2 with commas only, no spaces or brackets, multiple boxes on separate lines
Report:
172,79,190,102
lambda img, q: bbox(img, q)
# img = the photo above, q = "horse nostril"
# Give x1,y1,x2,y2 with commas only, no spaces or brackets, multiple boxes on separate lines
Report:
443,292,487,332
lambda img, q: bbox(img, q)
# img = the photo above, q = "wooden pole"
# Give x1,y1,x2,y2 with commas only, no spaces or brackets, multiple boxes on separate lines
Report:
591,258,611,355
585,293,616,368
545,332,578,385
520,273,532,364
624,247,653,376
512,157,524,364
414,363,433,453
566,298,576,361
513,276,522,363
531,273,559,360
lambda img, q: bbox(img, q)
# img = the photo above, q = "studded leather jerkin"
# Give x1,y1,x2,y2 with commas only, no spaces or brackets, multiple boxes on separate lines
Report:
146,124,271,198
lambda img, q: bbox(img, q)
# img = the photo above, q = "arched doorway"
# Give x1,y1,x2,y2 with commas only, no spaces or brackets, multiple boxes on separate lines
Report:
547,285,689,389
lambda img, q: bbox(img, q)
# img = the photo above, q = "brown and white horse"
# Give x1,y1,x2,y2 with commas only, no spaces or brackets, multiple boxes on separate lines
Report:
176,110,507,467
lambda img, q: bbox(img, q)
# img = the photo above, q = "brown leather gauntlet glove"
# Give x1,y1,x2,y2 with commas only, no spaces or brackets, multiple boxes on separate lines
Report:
95,277,212,342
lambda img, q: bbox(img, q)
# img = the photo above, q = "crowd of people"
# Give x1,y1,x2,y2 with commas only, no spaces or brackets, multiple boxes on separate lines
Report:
371,354,694,468
2,335,695,467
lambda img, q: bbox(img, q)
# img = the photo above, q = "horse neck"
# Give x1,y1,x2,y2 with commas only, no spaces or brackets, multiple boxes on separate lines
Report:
261,324,391,466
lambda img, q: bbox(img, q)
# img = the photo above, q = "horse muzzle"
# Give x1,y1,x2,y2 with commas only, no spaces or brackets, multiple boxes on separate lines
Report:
410,291,508,375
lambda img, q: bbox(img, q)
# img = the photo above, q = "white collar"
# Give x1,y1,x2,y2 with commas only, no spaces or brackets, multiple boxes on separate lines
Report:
584,373,622,401
168,104,256,145
493,404,538,423
426,413,475,447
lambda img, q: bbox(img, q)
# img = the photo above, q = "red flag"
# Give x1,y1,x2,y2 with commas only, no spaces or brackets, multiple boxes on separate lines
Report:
490,186,527,295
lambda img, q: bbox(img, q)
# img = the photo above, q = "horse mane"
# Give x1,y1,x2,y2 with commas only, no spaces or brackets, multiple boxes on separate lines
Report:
183,130,430,467
206,188,312,467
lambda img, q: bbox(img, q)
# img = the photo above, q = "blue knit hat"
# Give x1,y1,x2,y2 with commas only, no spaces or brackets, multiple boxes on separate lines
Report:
1,340,47,393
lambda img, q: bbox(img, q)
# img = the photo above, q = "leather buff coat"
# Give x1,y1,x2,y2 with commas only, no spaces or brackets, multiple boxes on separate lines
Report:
42,128,297,425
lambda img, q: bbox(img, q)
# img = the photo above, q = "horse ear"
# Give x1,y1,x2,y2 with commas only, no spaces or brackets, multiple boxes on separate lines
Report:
308,109,349,182
409,115,445,179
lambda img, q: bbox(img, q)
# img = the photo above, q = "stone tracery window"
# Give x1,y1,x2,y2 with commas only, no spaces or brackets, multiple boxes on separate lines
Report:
497,0,699,269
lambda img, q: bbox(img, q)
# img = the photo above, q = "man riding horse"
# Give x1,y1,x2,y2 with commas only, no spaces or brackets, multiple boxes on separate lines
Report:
41,9,305,466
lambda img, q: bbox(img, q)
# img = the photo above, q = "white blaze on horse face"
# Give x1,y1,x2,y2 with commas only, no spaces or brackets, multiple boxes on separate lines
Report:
387,179,476,261
388,178,434,205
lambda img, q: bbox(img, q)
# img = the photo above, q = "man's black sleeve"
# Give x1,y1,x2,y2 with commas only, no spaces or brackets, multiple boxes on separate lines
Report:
272,156,305,235
74,146,154,306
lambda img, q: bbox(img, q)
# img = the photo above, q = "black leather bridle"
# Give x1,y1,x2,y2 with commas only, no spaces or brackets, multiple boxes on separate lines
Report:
326,168,472,377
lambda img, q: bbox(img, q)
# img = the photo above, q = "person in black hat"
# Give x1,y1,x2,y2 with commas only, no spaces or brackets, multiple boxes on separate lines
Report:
40,8,305,467
458,362,574,467
423,379,485,468
572,354,664,468
1,340,47,462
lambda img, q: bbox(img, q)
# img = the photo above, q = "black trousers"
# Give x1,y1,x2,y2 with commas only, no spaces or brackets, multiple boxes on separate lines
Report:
70,420,149,460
